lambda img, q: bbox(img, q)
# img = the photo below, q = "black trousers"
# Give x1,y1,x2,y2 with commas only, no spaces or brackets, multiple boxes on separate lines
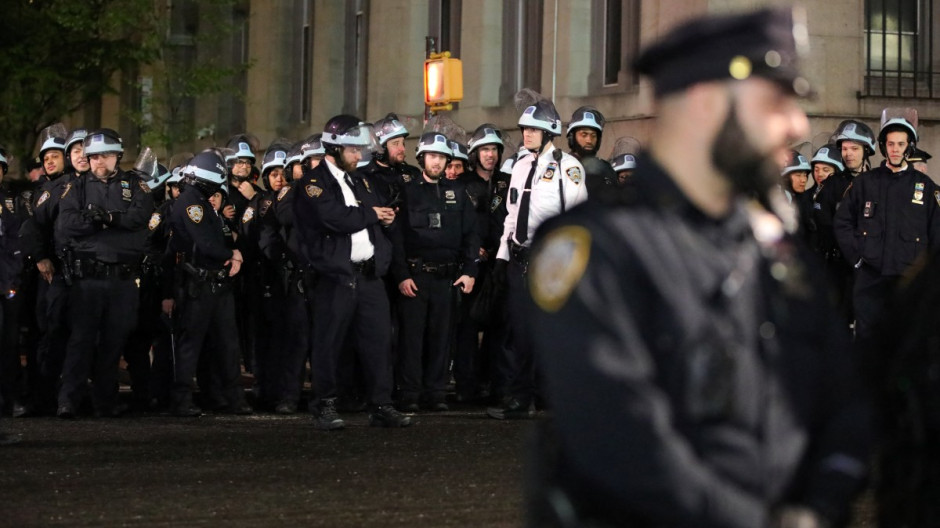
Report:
453,261,510,399
171,280,243,410
853,265,898,341
308,272,392,406
35,275,71,409
396,271,456,402
59,277,139,411
503,257,536,404
0,293,21,408
279,281,311,405
253,280,286,407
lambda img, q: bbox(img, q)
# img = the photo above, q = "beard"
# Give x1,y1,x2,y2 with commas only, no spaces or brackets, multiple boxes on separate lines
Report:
710,101,780,199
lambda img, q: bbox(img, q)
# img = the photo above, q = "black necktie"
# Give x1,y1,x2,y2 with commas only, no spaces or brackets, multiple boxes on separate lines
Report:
514,160,538,245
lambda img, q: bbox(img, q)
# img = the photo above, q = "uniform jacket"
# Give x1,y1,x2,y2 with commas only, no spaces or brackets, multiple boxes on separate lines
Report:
529,155,872,528
167,185,234,270
389,175,479,284
58,169,154,264
0,185,28,291
497,143,587,260
293,160,392,283
811,171,851,258
834,164,940,276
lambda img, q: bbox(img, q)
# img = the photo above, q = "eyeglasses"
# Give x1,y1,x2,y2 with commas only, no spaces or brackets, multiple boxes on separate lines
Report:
233,159,252,166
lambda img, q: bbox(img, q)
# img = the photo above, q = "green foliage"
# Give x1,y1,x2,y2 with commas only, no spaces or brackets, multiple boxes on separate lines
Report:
0,0,161,166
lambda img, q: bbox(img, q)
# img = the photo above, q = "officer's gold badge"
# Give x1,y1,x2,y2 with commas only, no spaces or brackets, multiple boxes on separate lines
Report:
277,187,290,201
36,191,51,207
402,173,412,183
306,185,323,198
186,205,204,223
242,206,255,223
565,167,583,185
529,225,591,312
148,212,161,231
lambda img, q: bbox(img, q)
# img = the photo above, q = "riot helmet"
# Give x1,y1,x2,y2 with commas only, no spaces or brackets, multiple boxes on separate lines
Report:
182,149,227,195
449,141,469,163
0,145,8,175
261,142,290,177
468,124,505,155
83,128,124,158
567,106,606,154
65,129,88,157
878,108,918,161
833,120,876,156
611,153,637,173
811,144,844,173
225,134,257,164
416,132,453,171
517,100,563,137
301,133,326,161
781,150,811,176
38,123,67,159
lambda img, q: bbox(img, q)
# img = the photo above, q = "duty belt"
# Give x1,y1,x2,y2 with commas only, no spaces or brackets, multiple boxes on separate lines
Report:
351,257,376,277
181,262,229,283
72,259,140,280
408,259,459,277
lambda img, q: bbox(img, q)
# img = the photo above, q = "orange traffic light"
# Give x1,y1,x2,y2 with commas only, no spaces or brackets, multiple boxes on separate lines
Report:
424,52,463,108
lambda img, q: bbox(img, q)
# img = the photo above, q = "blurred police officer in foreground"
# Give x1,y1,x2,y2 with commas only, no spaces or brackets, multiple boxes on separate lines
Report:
56,129,155,418
488,94,587,420
294,115,410,430
166,150,248,417
835,111,940,341
391,133,478,412
526,8,872,528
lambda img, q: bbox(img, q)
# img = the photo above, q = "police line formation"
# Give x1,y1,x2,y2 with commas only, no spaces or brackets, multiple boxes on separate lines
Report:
0,17,934,445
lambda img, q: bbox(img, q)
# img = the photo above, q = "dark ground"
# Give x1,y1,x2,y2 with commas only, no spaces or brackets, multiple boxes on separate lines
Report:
0,406,530,528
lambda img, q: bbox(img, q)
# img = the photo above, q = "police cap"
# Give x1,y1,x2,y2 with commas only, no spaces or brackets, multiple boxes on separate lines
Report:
633,7,811,97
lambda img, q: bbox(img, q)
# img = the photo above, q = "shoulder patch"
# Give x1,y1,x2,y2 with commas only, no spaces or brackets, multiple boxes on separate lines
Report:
402,173,412,183
305,185,323,198
565,167,583,185
242,206,255,223
935,190,940,207
36,190,51,207
277,187,290,201
148,212,162,231
60,183,72,199
4,198,14,213
139,179,150,193
186,204,204,223
528,225,592,312
259,199,273,216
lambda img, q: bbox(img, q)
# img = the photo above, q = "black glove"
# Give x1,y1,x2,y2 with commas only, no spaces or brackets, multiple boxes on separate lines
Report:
82,204,109,224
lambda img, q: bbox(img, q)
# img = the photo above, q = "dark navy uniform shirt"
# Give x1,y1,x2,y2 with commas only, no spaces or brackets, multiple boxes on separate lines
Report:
167,185,234,270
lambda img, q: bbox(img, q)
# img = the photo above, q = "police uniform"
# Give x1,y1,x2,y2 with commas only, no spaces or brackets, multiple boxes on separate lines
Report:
167,184,246,415
834,163,940,339
258,180,311,412
811,170,853,316
495,143,586,412
56,167,154,416
0,184,27,414
390,174,479,408
293,159,398,414
528,155,872,527
358,158,421,207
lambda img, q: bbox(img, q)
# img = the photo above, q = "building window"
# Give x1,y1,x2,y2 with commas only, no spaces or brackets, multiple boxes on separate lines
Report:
590,0,640,94
500,0,543,102
865,0,939,98
343,0,369,117
429,0,462,57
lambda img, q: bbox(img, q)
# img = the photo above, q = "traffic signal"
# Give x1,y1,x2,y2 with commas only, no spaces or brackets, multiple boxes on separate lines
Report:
424,52,463,110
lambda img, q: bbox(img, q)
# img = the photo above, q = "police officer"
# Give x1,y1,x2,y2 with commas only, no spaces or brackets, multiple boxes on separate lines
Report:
781,150,814,242
452,124,510,403
294,114,410,430
391,132,478,412
526,9,871,527
833,119,877,180
488,96,588,419
0,146,28,420
567,106,608,197
359,113,421,206
444,141,469,181
56,129,155,418
239,142,290,410
835,111,940,341
15,128,87,415
610,153,637,186
166,150,249,417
